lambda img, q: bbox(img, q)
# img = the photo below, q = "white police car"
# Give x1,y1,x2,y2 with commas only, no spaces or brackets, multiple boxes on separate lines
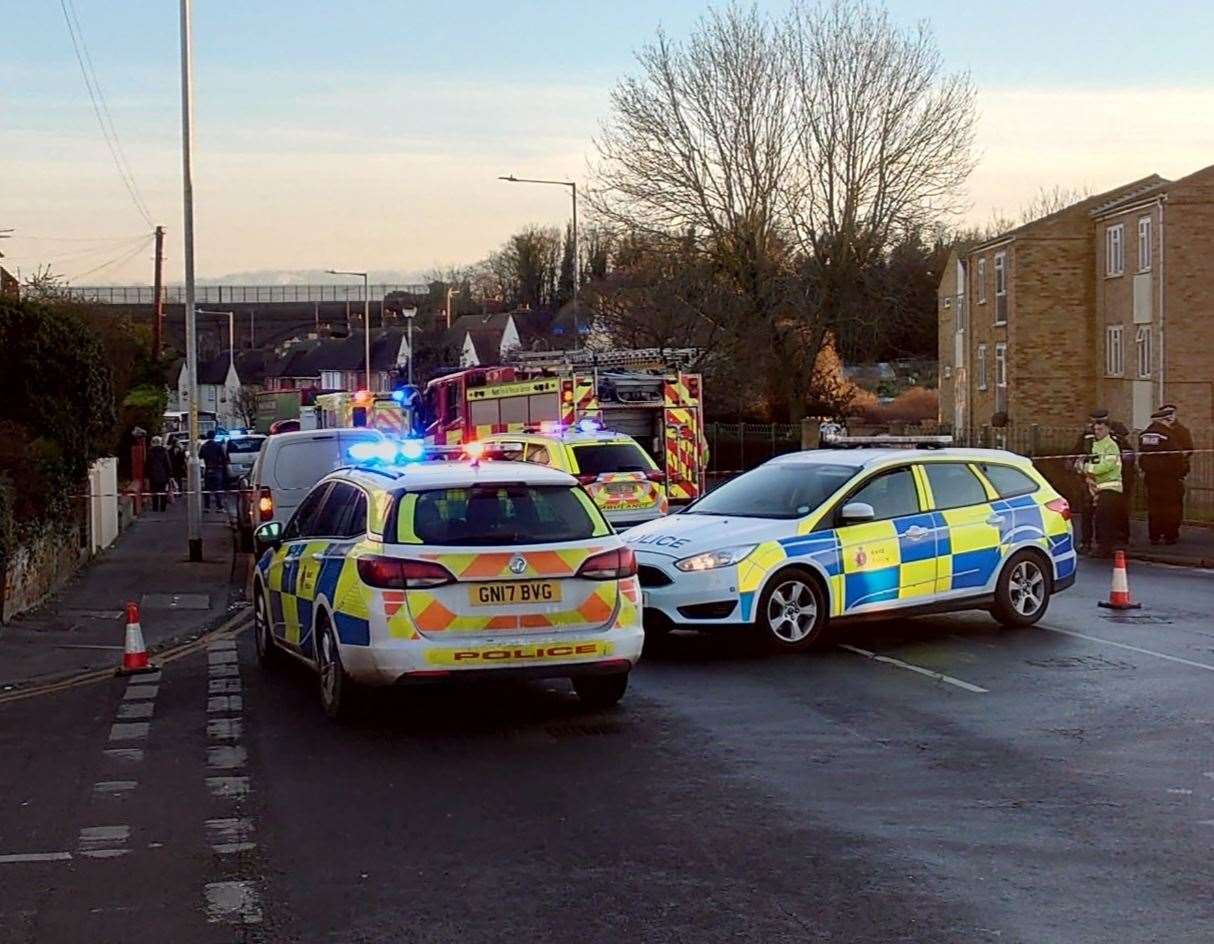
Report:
626,447,1075,651
251,448,645,718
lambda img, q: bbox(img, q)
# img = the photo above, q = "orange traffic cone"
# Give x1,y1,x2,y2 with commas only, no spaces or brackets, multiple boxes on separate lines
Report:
116,602,158,675
1097,550,1141,611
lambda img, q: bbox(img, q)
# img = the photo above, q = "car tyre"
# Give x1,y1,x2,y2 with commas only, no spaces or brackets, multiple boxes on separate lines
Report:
254,588,278,670
991,550,1052,628
573,672,629,709
315,612,358,721
754,568,830,653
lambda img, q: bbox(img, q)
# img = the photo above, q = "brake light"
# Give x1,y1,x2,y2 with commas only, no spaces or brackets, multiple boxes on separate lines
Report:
1045,497,1071,522
356,557,454,589
576,473,598,486
577,547,637,580
645,470,666,483
258,488,273,522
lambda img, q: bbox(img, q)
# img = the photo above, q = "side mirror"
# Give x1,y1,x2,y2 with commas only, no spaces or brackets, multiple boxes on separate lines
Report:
254,520,283,549
839,501,876,524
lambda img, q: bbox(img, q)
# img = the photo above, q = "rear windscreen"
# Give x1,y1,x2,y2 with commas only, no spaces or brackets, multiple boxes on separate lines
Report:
571,442,653,476
408,485,599,546
227,437,265,454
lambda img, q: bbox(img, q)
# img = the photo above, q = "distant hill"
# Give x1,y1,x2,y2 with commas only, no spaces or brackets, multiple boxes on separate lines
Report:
195,268,428,286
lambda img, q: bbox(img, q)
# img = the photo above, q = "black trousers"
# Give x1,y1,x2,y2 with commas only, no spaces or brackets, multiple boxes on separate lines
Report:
1094,490,1124,554
204,473,225,511
151,486,168,512
1077,490,1095,548
1146,477,1184,542
1119,476,1134,543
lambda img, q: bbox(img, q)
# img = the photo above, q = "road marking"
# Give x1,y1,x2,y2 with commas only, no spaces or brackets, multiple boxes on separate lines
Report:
208,677,242,694
108,722,149,742
0,852,73,864
1168,788,1194,795
116,702,154,720
1041,627,1214,673
207,718,243,741
122,684,158,701
78,825,129,858
207,745,247,770
204,881,262,924
207,639,238,652
206,776,250,798
207,650,238,665
127,671,161,685
206,817,255,854
102,747,142,761
839,644,989,693
207,695,243,713
94,781,137,794
208,664,240,679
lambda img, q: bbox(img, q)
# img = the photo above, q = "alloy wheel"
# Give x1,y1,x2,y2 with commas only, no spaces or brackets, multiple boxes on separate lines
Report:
766,579,818,643
1009,560,1045,616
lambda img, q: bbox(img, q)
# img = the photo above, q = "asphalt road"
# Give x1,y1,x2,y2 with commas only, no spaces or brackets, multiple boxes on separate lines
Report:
3,558,1214,943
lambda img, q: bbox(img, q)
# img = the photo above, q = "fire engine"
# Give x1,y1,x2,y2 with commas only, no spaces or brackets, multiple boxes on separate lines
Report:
424,348,707,502
315,388,422,438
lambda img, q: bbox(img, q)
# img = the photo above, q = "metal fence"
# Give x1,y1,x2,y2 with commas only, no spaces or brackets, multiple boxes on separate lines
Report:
705,422,803,479
64,284,430,305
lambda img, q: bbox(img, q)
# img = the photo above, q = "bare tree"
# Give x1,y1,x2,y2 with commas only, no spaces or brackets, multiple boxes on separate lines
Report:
234,386,261,429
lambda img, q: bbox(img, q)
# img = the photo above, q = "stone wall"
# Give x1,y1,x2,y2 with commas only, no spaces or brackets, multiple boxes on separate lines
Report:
1,528,86,623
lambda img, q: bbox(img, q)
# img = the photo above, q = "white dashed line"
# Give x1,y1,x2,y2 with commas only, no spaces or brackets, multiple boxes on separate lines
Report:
207,718,243,741
127,671,161,685
204,881,262,924
205,817,255,854
78,825,129,858
1041,626,1214,673
207,745,247,769
103,748,144,762
206,776,251,798
207,640,238,652
207,650,238,665
122,685,158,701
1168,788,1194,795
116,702,154,720
207,695,243,713
0,852,73,864
839,644,989,693
208,678,241,694
94,781,137,794
208,664,240,679
108,723,150,742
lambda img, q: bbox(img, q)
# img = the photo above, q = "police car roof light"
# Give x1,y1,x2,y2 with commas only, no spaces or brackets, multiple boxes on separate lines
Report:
822,433,954,450
577,418,602,433
399,438,425,461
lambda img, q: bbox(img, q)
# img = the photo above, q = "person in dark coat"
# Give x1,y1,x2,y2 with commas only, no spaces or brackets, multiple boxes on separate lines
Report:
199,431,229,513
146,436,174,512
169,439,187,491
1140,408,1186,544
1160,403,1195,475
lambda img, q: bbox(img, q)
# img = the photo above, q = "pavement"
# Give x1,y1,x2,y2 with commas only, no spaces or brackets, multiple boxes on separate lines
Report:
1,555,1213,942
1128,519,1214,568
0,501,246,691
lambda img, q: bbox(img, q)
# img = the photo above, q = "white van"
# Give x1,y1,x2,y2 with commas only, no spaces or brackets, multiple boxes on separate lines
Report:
237,428,384,552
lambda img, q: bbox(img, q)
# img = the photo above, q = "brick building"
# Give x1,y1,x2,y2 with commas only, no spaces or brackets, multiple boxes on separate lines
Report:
939,166,1214,438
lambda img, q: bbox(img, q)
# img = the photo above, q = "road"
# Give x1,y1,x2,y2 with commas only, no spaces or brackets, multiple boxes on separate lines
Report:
2,558,1213,943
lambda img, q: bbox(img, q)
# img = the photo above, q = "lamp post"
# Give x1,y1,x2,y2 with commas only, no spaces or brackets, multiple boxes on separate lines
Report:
498,175,578,344
328,269,371,390
403,307,417,386
445,287,460,329
179,0,202,561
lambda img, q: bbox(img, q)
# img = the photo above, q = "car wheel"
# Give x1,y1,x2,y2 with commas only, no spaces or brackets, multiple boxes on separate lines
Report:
991,550,1052,628
573,672,629,709
254,589,277,670
315,613,357,720
754,569,830,653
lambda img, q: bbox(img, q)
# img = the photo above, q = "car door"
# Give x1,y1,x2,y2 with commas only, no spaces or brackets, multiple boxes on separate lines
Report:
267,482,331,644
290,481,365,658
834,465,935,613
919,461,1003,595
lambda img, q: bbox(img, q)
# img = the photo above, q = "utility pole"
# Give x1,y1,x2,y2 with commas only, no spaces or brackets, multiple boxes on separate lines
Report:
328,270,371,390
314,301,319,336
249,308,255,348
446,287,460,329
403,307,417,386
151,225,165,357
179,0,202,561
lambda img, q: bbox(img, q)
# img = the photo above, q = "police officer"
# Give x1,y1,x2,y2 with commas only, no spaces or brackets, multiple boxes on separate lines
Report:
1083,415,1124,558
1160,403,1194,475
1068,420,1097,554
1140,407,1185,544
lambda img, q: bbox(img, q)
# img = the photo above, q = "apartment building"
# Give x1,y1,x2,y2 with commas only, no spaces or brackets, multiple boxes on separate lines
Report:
939,166,1214,437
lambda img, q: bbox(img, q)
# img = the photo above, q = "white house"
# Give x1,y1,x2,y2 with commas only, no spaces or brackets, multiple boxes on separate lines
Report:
173,352,243,429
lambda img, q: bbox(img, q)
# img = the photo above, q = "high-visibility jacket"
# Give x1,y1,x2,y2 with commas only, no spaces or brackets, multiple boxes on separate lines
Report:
1086,435,1123,492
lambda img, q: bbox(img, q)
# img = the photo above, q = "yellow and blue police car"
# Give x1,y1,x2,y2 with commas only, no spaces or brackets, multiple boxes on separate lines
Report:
625,446,1075,651
478,421,669,530
251,444,645,718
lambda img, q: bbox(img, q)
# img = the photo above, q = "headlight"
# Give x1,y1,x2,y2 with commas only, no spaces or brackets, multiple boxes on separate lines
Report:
674,544,757,572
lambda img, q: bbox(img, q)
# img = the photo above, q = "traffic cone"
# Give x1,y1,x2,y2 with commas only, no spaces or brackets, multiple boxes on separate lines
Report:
1097,551,1141,611
116,602,158,676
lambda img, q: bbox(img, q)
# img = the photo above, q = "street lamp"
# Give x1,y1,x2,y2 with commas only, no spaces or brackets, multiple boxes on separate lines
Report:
179,0,202,562
327,269,371,390
446,287,461,329
402,307,418,386
498,174,579,344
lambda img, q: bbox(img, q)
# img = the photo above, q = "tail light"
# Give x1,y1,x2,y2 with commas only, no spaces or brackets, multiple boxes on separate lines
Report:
577,547,637,580
645,470,666,483
576,473,598,486
356,557,454,589
257,488,273,522
1046,497,1072,522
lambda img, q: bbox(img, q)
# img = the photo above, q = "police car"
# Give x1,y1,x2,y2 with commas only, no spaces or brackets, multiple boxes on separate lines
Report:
251,446,644,718
478,422,668,530
626,446,1075,651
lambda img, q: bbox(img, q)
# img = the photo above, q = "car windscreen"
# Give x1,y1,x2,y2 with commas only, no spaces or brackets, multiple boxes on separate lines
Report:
227,437,265,455
685,462,860,519
571,442,653,475
407,484,599,546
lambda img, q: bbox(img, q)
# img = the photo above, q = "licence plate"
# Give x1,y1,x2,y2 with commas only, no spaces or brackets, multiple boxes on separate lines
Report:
468,581,562,606
606,483,636,496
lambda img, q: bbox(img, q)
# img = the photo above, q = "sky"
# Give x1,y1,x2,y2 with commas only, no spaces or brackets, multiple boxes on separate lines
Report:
2,0,1213,285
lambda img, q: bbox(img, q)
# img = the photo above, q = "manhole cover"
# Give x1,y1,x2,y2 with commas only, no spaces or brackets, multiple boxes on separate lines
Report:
1099,614,1174,625
141,593,210,611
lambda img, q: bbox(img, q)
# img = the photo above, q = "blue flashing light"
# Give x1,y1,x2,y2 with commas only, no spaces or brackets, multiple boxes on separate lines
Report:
576,418,601,433
391,389,406,403
399,438,425,461
348,441,396,464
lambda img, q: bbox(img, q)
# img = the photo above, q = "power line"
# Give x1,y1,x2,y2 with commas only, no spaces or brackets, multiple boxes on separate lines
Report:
58,0,154,228
66,235,153,282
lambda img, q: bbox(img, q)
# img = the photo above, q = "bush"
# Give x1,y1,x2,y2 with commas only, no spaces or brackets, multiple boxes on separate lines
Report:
854,386,939,424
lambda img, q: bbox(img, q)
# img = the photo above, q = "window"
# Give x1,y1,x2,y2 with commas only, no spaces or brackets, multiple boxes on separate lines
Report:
1106,223,1125,276
341,491,368,538
283,483,331,541
571,442,654,476
525,444,551,466
976,258,987,304
994,252,1007,324
321,370,343,389
1136,325,1152,379
923,463,988,509
994,343,1008,412
846,468,921,521
978,463,1039,498
409,485,601,546
685,463,859,520
977,344,988,390
943,297,951,309
1105,325,1124,376
311,482,358,537
1138,217,1152,271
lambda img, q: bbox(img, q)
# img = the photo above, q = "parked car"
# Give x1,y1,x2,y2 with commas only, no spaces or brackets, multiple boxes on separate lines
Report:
237,428,384,553
225,434,267,484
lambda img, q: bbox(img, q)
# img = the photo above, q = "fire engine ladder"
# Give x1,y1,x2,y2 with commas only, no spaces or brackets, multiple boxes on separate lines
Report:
507,347,700,371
